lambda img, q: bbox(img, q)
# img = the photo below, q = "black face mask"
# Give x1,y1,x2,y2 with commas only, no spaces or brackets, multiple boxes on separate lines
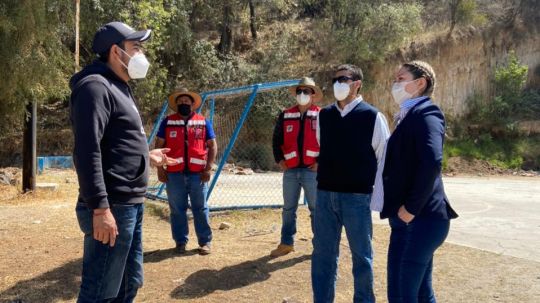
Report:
177,104,192,116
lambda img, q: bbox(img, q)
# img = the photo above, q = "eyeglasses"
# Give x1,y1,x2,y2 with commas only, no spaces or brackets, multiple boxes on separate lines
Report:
332,76,354,84
296,88,314,95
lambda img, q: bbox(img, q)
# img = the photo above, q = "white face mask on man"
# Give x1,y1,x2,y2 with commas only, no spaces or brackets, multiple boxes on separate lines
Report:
391,80,419,105
296,93,311,106
333,82,351,101
118,47,150,79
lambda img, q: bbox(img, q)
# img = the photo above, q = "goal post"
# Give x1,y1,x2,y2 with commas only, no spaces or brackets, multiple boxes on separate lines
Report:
146,79,303,211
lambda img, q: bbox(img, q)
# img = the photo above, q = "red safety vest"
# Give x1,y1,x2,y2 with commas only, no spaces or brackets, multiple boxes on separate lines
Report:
164,113,208,173
281,105,320,168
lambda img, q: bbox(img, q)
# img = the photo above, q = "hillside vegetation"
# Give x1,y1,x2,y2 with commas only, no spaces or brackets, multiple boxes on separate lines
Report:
0,0,538,169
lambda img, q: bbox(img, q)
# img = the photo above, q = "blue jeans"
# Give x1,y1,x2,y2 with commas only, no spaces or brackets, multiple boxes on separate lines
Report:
311,190,375,303
281,168,317,245
76,203,144,303
387,216,450,303
166,172,212,246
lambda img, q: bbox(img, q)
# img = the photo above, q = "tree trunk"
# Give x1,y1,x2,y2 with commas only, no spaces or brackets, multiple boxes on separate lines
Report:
248,0,257,40
23,101,37,193
218,2,233,55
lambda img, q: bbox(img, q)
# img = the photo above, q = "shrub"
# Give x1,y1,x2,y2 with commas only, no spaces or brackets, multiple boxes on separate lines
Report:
326,1,423,64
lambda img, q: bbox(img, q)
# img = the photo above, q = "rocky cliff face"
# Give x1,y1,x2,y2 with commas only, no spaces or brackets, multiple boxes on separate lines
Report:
364,23,540,121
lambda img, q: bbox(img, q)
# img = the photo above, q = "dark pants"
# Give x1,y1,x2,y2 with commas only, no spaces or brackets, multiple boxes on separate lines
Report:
76,203,144,303
387,216,450,303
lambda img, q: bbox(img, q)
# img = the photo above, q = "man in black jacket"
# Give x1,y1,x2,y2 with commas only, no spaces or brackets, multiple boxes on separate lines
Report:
69,21,156,302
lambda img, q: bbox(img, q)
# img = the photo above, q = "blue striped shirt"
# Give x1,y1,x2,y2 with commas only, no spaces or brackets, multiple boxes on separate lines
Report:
394,96,426,125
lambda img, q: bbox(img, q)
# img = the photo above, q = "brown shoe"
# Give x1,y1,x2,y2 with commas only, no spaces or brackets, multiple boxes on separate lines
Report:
270,244,294,257
175,243,186,254
199,244,211,255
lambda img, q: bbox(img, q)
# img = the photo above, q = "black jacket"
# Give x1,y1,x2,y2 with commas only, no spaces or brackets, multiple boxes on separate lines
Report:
69,60,149,209
381,98,458,220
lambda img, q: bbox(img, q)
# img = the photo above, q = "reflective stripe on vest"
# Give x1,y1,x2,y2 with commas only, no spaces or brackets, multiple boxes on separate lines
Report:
284,151,297,160
284,112,301,119
306,110,318,118
306,150,319,157
190,157,207,165
188,120,206,126
167,120,185,126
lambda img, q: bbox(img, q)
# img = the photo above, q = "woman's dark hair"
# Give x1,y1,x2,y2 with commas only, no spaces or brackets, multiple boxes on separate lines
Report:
403,60,436,96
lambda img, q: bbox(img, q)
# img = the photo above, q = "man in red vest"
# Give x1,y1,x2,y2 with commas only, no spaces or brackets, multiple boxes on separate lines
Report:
155,88,217,255
270,77,323,257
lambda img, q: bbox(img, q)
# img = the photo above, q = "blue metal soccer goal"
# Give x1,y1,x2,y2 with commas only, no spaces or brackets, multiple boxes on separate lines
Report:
146,79,305,211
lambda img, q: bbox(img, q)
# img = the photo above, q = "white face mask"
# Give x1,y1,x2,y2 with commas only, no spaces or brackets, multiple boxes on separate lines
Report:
118,47,150,79
296,93,311,106
333,82,350,101
391,80,417,105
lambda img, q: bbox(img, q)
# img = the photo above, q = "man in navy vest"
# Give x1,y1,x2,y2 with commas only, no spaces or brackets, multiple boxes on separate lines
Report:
311,64,390,303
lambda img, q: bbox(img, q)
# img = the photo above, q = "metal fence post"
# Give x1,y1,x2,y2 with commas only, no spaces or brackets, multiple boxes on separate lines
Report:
207,84,261,200
147,100,169,146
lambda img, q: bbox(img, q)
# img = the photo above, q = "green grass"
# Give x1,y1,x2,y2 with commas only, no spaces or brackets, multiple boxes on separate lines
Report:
443,135,540,170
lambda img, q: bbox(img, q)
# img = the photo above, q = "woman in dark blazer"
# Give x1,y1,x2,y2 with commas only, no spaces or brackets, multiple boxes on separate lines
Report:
374,61,458,303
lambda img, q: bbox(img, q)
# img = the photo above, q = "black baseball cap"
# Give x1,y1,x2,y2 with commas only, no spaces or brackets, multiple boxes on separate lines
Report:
92,21,152,54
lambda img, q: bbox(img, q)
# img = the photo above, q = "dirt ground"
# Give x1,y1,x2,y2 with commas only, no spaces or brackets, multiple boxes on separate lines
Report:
1,170,539,303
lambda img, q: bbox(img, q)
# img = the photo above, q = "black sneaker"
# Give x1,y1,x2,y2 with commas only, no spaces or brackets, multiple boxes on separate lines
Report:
175,243,186,254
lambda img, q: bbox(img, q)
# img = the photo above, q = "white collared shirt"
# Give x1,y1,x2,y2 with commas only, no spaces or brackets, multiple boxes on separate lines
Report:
316,96,390,166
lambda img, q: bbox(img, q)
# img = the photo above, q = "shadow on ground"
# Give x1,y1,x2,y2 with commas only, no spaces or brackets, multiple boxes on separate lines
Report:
171,254,311,299
0,247,197,303
144,247,199,262
0,259,82,303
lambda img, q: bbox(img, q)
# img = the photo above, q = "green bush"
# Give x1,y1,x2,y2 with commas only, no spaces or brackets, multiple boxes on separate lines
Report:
457,0,487,26
326,1,423,64
464,51,530,137
444,135,539,170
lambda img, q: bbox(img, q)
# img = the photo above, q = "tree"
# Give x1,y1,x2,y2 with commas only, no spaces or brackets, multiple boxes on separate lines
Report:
247,0,257,40
218,0,234,55
0,0,72,133
447,0,486,38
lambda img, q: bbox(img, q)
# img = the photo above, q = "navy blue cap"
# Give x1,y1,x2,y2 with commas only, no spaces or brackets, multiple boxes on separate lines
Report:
92,21,151,54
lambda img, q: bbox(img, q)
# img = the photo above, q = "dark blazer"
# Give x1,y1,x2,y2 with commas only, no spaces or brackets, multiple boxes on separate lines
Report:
380,97,458,220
